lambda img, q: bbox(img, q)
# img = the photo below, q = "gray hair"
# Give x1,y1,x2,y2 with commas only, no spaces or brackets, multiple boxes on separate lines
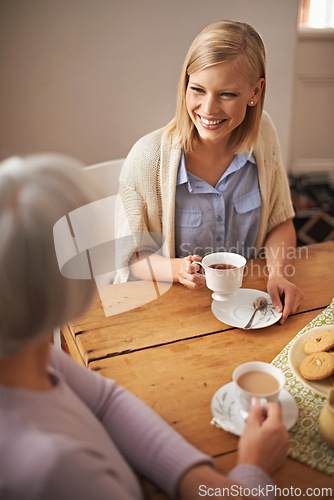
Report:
0,154,101,356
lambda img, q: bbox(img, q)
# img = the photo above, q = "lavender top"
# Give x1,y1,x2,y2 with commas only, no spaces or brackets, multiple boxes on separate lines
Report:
0,347,274,499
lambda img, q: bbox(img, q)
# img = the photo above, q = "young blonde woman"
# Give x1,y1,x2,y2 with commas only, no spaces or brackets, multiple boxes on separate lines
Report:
116,20,303,323
0,154,288,499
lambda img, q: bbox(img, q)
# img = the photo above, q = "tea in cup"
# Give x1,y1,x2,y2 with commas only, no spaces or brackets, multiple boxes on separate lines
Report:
232,361,285,419
197,252,246,301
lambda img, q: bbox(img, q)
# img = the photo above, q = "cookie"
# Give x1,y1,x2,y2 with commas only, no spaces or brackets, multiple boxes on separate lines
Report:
304,328,334,354
300,352,334,381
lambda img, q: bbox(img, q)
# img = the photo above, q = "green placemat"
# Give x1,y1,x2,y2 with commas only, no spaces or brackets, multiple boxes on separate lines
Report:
272,298,334,477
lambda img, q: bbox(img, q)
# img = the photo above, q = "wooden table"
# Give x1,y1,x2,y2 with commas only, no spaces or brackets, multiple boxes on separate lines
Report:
62,241,334,496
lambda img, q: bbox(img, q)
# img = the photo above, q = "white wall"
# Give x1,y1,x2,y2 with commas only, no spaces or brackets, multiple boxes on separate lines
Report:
290,28,334,182
0,0,299,167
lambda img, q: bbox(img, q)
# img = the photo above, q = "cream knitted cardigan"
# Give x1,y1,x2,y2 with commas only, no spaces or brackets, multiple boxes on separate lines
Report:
115,111,295,283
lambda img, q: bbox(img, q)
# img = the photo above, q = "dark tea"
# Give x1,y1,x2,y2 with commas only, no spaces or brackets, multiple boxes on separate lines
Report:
208,263,237,270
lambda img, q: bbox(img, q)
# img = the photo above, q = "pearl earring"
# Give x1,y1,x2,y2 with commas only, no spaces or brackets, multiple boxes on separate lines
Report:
250,100,254,105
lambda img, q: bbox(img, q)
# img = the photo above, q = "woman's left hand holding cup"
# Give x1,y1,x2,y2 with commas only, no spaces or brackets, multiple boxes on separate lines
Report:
178,255,206,289
237,397,289,475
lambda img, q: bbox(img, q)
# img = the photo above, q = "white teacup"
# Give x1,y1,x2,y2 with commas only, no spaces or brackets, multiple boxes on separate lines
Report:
232,361,285,419
197,252,246,301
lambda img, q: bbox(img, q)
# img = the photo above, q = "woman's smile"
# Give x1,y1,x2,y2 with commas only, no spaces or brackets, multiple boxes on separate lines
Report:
196,114,227,129
186,59,260,145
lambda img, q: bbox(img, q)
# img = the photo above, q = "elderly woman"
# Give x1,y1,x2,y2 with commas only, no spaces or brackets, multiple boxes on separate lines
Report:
116,20,303,323
0,154,288,499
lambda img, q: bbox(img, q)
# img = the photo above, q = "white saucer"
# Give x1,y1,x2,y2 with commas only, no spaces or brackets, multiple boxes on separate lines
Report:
211,289,282,329
211,382,299,436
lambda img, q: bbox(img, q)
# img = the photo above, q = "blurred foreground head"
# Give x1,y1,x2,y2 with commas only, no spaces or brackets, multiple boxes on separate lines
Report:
0,154,101,357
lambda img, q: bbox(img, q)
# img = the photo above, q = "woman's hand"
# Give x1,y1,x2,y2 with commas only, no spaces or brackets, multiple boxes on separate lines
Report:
178,255,206,289
267,276,304,324
237,397,289,475
178,397,288,500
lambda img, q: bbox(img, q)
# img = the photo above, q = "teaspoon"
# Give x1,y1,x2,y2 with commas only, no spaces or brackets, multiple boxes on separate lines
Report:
243,296,268,330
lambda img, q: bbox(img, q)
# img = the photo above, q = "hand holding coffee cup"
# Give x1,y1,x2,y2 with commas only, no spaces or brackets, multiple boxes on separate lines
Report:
232,361,285,419
196,252,246,301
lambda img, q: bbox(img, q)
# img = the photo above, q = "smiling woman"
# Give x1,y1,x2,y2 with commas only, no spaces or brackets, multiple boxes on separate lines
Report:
115,20,304,324
184,61,264,185
168,20,266,155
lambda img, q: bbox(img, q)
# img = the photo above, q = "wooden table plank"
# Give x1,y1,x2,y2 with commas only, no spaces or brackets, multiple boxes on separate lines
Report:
62,242,334,365
89,310,321,457
70,284,228,364
61,323,85,366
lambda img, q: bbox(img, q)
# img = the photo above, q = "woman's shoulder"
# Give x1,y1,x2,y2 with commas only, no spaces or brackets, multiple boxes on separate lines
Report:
119,129,164,183
121,127,179,183
126,128,164,160
126,127,180,160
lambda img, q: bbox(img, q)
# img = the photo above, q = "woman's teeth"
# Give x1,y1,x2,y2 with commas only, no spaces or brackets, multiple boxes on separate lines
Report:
200,117,224,125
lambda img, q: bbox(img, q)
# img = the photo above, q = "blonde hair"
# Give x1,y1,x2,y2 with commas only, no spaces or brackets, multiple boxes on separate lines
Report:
164,20,266,153
0,154,102,356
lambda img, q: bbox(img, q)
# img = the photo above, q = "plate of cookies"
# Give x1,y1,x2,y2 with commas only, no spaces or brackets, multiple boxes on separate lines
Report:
288,325,334,398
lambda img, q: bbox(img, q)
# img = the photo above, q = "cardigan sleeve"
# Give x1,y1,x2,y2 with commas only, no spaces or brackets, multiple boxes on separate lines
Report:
114,184,163,282
255,112,295,251
265,124,295,234
228,464,275,499
114,129,167,283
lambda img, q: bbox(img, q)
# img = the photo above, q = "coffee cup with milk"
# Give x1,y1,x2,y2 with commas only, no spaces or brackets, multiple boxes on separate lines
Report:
232,361,285,419
196,252,246,301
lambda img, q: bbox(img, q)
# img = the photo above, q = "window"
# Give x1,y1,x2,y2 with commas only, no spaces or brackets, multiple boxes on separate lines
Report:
299,0,334,28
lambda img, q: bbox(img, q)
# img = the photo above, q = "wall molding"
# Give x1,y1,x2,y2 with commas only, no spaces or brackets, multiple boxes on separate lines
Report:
296,75,334,86
298,27,334,40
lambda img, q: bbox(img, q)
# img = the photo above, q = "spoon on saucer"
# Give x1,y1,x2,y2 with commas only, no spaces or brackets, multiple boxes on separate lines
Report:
243,296,268,330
